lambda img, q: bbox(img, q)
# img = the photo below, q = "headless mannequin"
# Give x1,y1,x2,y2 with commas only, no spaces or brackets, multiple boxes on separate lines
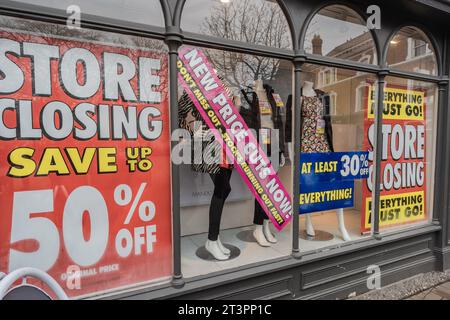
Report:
252,79,282,247
301,81,351,242
183,109,232,260
204,95,248,261
205,169,233,260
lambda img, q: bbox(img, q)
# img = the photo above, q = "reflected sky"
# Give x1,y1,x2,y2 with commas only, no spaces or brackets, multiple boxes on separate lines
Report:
305,14,368,56
181,0,216,32
10,0,164,26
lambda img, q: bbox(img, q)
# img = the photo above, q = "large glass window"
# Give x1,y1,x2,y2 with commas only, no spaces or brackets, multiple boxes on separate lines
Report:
304,5,377,64
368,77,437,232
387,26,438,75
0,15,172,298
181,0,292,49
299,64,376,250
8,0,165,27
176,45,293,278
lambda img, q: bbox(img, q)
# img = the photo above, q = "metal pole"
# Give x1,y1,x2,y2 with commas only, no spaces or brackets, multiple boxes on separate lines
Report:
166,28,185,288
433,80,449,226
371,70,388,240
292,58,304,259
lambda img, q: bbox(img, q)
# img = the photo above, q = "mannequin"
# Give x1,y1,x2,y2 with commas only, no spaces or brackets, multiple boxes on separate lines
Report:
178,81,235,261
301,80,351,242
241,79,286,247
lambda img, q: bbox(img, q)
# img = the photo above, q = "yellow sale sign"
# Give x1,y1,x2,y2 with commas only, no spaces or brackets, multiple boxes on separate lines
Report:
362,84,427,232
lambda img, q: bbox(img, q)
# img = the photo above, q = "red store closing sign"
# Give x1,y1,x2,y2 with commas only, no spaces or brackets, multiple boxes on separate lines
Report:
0,30,172,297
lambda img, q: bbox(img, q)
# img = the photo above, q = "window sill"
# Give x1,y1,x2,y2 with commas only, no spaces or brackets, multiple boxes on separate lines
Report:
95,223,441,300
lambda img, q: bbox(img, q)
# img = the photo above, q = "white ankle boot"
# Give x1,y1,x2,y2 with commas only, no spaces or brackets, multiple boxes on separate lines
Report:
217,237,231,255
263,220,277,244
205,240,229,260
336,209,351,241
340,227,351,242
305,214,316,237
253,225,271,247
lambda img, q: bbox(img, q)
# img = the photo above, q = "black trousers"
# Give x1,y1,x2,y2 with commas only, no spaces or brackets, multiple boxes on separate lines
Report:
253,199,268,225
208,167,233,241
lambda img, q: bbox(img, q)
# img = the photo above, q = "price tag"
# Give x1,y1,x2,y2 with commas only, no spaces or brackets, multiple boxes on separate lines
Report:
259,101,272,115
261,128,271,145
273,93,284,107
316,119,325,134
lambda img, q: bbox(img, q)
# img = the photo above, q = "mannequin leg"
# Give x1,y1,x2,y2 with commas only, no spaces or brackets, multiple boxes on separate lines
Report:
263,220,277,244
253,200,271,247
205,168,232,260
336,208,351,241
305,214,315,237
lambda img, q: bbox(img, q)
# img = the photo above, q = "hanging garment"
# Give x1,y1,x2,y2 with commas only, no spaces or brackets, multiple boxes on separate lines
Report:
285,95,293,143
240,84,286,156
300,96,333,153
264,84,286,156
241,84,286,225
286,90,334,151
315,89,334,152
178,82,234,174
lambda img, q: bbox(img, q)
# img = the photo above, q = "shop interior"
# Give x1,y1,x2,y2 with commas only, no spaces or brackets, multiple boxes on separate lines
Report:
178,1,437,279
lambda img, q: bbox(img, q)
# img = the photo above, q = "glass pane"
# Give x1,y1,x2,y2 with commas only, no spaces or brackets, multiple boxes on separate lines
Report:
387,27,438,75
371,77,437,231
177,45,293,278
8,0,165,27
300,64,376,249
181,0,292,49
0,16,172,298
304,5,377,64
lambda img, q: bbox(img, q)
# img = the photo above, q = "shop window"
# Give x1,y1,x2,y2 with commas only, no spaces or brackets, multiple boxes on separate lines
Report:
304,4,377,64
359,54,372,65
374,77,438,232
0,16,172,298
387,26,437,76
355,81,371,112
177,45,293,278
299,64,376,249
318,67,337,87
8,0,165,27
181,0,292,50
329,91,337,115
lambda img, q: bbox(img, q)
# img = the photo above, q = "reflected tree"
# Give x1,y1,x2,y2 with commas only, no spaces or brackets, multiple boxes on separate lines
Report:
200,0,291,89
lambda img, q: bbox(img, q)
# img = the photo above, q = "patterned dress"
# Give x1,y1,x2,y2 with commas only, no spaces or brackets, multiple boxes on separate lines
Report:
301,96,331,153
178,83,234,174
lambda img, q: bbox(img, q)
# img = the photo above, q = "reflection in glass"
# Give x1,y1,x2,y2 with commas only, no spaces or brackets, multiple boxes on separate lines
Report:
387,27,437,75
182,0,292,49
382,77,437,229
178,46,293,278
304,5,377,64
301,64,376,239
8,0,165,27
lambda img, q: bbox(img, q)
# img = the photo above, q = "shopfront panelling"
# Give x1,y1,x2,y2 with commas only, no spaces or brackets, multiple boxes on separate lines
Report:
0,0,448,300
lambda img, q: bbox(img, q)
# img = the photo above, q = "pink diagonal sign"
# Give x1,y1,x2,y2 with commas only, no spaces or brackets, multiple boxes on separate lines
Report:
177,47,292,230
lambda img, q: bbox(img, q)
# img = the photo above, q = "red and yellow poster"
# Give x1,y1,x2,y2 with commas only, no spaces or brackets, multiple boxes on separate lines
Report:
362,84,427,232
0,31,172,297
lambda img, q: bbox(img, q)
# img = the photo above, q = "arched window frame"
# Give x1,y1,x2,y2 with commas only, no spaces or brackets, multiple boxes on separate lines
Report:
384,25,440,77
299,3,380,67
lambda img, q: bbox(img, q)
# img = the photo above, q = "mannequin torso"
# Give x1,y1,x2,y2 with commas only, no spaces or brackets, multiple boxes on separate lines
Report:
302,81,316,97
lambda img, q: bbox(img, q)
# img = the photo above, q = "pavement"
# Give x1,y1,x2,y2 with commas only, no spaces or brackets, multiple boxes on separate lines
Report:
408,281,450,300
351,270,450,300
